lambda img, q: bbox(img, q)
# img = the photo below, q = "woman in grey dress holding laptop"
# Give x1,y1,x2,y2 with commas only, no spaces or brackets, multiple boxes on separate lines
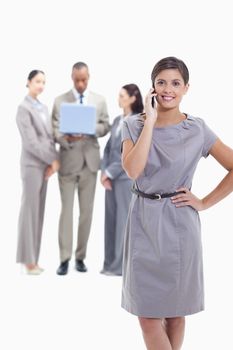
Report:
121,57,233,349
100,84,143,276
16,70,59,275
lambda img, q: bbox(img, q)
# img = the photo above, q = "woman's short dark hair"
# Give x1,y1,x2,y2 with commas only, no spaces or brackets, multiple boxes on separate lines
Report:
122,84,144,114
151,57,189,85
27,70,45,81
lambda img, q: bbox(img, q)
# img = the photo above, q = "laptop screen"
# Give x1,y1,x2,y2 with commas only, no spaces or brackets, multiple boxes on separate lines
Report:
59,103,96,135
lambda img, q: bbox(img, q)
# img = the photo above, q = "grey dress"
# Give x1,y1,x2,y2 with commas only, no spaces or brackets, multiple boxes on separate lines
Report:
121,114,218,318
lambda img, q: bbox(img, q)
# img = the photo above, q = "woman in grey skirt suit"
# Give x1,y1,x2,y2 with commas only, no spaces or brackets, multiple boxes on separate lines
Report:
121,57,233,349
16,70,59,275
100,84,143,275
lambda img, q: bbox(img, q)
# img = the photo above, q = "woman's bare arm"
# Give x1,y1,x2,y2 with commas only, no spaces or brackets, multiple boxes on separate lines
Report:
122,90,157,179
172,139,233,210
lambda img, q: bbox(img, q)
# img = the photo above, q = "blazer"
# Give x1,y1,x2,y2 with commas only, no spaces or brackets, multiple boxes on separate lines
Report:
16,96,58,168
52,90,110,175
101,115,129,180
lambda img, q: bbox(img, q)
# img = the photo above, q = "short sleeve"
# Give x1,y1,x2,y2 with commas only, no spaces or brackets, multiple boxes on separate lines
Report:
121,114,144,144
201,120,218,158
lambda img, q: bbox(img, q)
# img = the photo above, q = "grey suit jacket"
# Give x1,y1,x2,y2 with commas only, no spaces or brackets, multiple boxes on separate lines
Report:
101,115,129,180
16,96,58,168
52,90,109,175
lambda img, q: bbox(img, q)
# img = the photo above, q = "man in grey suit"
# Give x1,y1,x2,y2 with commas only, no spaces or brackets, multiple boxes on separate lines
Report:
52,62,109,275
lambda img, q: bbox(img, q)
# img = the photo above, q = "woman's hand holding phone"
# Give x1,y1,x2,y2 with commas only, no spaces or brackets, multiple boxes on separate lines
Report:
144,88,158,125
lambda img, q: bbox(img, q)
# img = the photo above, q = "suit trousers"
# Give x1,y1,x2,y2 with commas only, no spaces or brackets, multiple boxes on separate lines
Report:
58,164,97,262
103,178,132,275
16,166,47,264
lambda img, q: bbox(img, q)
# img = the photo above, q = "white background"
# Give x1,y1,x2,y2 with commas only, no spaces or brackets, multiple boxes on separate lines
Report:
0,0,233,349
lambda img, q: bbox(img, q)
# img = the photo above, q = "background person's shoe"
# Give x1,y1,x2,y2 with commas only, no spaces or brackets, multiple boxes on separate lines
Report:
56,260,69,275
26,266,43,275
75,260,87,272
100,269,121,276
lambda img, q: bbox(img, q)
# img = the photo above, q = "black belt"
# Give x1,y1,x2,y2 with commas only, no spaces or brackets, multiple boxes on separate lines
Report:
131,186,186,201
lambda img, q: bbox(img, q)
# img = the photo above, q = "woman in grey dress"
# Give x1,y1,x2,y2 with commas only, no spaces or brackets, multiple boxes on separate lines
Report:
121,57,233,349
100,84,143,275
16,70,59,275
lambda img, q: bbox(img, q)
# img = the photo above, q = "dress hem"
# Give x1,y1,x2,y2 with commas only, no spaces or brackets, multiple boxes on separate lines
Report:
121,304,204,318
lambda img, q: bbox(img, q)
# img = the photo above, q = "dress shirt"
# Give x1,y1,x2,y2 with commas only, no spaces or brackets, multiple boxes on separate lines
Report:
26,95,47,125
72,88,89,105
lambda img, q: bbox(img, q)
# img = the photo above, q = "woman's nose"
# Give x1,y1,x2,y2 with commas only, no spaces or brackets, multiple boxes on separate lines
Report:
163,83,173,94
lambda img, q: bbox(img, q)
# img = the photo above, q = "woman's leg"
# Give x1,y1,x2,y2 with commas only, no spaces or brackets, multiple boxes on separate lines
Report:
109,179,131,275
102,181,116,272
35,174,47,265
139,317,172,350
16,167,45,265
164,317,185,350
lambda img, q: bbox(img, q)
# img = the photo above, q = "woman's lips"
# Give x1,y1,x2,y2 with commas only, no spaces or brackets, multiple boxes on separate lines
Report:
161,95,174,101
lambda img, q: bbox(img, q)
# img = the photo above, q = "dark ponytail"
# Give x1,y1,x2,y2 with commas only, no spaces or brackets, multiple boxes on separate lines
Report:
27,70,44,81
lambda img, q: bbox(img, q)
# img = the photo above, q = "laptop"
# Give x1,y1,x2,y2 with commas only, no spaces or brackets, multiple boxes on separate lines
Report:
59,103,96,135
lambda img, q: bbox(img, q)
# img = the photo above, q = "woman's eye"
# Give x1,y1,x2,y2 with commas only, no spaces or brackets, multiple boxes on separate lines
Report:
173,81,181,87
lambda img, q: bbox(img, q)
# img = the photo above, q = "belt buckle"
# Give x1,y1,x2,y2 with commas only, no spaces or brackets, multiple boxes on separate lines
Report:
154,193,162,200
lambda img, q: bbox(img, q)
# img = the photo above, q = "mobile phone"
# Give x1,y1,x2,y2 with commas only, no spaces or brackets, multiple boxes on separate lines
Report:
151,88,156,108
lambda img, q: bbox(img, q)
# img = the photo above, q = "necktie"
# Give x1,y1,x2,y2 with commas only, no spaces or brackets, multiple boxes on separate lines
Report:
80,94,84,104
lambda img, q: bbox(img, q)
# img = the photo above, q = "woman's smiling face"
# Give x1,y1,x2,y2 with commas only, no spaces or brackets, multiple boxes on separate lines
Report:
153,69,189,110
